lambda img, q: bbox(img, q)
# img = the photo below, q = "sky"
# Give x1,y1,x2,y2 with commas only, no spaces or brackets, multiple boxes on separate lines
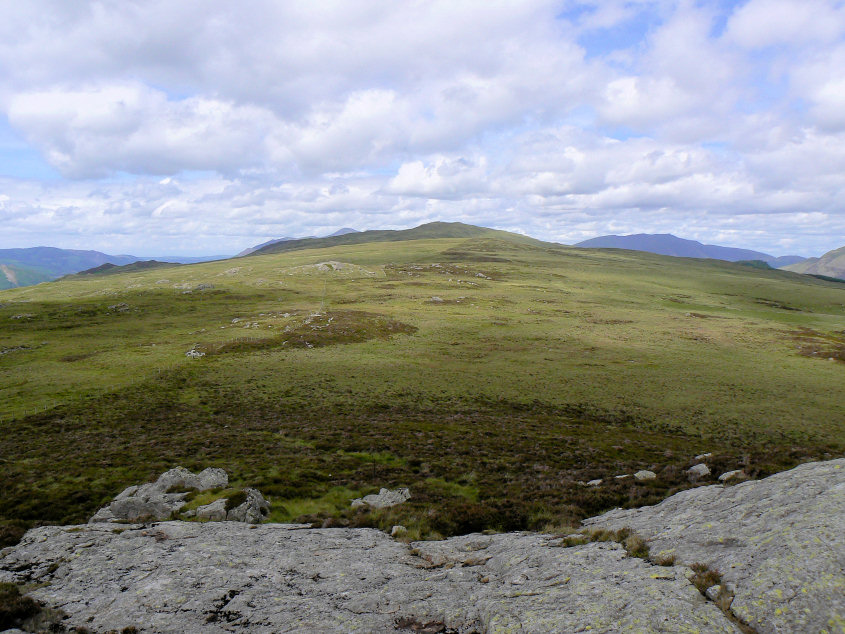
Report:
1,0,844,257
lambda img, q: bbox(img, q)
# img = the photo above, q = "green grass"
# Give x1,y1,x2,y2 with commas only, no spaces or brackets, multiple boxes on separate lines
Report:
1,232,843,541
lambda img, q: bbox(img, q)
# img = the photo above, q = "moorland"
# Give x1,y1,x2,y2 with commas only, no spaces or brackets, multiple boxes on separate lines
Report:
1,222,843,546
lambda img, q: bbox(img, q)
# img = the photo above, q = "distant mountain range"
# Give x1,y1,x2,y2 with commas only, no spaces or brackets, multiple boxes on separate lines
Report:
574,234,806,268
783,245,845,280
237,228,360,257
2,228,838,292
0,247,224,290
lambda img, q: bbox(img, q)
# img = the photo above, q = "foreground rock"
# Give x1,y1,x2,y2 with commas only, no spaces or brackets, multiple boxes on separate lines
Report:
1,524,734,633
585,458,845,633
1,459,842,633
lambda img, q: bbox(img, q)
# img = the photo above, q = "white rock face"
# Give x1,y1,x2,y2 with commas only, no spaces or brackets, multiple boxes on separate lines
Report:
584,458,845,634
350,487,411,509
633,470,656,481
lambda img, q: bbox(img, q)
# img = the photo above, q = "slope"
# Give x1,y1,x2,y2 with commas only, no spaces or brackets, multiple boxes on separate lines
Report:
250,221,542,256
65,260,181,279
1,228,843,541
0,263,53,289
575,233,805,267
783,245,845,279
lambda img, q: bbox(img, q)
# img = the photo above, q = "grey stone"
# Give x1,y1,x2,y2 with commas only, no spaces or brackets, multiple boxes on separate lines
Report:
351,487,411,509
718,469,745,483
195,499,227,521
586,479,603,486
706,584,722,602
0,523,736,633
226,488,270,523
390,525,407,537
687,463,711,482
634,470,656,481
186,348,205,358
90,467,228,523
584,458,845,634
695,453,713,461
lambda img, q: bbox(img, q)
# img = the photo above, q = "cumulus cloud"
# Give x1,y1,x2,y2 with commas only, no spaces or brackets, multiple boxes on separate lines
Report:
0,0,843,256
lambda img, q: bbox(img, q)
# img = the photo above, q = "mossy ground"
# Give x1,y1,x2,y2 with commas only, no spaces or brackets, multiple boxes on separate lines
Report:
1,235,843,541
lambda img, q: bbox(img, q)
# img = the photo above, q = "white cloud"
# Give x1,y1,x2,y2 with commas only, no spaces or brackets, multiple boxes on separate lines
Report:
0,1,843,256
725,0,845,49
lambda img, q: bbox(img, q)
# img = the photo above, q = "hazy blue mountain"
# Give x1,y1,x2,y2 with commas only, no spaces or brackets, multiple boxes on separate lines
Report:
238,228,359,257
327,228,359,237
575,234,806,268
0,247,139,278
237,237,301,257
0,247,226,288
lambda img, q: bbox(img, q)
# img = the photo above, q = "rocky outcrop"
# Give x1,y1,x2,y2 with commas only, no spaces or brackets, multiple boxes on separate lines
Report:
87,467,269,525
89,467,228,523
1,460,842,633
350,487,411,509
584,458,845,633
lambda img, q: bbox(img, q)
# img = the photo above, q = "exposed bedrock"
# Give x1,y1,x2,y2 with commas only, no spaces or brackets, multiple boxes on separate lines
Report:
1,459,842,633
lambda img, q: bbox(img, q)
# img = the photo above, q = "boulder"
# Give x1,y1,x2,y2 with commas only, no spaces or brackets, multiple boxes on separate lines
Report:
633,470,656,481
195,499,227,522
226,488,270,523
687,463,711,482
351,487,411,509
586,479,603,487
90,467,228,523
718,469,745,483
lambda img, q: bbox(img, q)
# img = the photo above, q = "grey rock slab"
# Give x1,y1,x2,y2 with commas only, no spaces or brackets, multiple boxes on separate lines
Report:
195,499,227,521
634,470,656,481
0,523,736,633
584,458,845,634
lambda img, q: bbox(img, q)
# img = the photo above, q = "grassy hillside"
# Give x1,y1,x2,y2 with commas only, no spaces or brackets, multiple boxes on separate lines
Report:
784,245,845,279
1,230,843,543
250,221,543,256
